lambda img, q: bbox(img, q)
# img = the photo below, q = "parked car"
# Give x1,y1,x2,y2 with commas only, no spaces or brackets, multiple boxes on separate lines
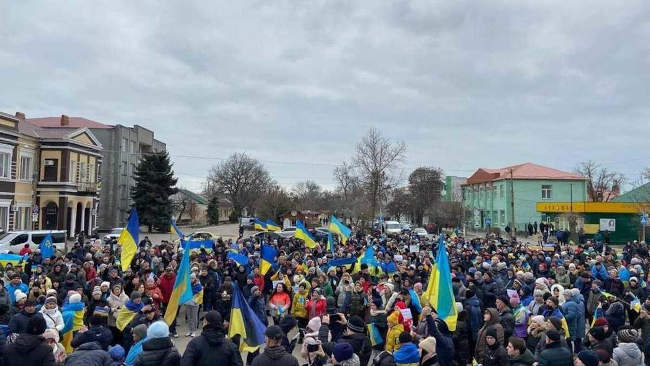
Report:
312,227,330,242
253,232,282,241
383,221,402,235
401,223,412,233
173,231,216,244
413,227,432,240
239,217,254,229
103,227,124,242
278,226,297,238
0,230,67,254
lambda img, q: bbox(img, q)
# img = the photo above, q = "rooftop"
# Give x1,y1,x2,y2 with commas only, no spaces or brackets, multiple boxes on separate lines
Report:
466,162,585,185
612,182,650,203
28,116,113,129
177,189,208,205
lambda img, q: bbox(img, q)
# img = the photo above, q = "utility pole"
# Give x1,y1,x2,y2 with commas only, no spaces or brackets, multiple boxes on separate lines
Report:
510,168,516,240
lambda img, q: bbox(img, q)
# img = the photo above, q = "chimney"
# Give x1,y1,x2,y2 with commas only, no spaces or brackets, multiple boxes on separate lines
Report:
14,112,25,120
61,114,69,126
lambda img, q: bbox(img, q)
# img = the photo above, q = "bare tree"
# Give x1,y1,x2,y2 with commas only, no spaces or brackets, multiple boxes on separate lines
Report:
206,153,272,218
575,161,625,202
292,180,323,210
353,128,406,219
408,167,444,226
386,188,413,221
256,184,292,221
333,161,360,202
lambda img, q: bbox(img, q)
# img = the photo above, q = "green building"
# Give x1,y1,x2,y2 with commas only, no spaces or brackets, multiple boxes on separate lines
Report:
462,163,587,232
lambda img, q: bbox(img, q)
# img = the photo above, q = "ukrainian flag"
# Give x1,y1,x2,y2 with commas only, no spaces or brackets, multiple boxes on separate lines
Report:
408,288,423,313
367,323,384,346
192,282,204,305
253,218,267,231
354,246,383,276
423,235,457,331
631,297,642,313
116,299,143,331
227,251,249,267
170,219,184,239
260,244,277,275
266,219,281,232
295,220,317,248
329,215,351,244
61,301,85,353
118,208,139,272
163,246,193,325
228,282,267,352
0,253,28,268
381,261,398,275
182,240,213,252
327,231,336,254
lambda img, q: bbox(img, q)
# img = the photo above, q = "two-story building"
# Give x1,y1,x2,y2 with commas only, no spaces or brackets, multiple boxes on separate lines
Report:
462,162,587,232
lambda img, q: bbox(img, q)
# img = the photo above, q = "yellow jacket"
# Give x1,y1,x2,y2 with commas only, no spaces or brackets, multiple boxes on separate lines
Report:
385,311,404,353
291,290,309,319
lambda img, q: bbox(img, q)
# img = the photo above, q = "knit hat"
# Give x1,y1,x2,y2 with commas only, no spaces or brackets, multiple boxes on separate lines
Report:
486,327,498,339
45,296,57,305
101,281,111,288
69,293,82,303
533,289,544,297
147,320,170,339
92,286,102,296
419,337,437,355
617,328,639,343
577,350,599,366
279,315,297,333
589,327,606,341
307,317,322,333
43,328,60,342
131,291,142,299
548,317,563,333
109,345,125,361
133,324,148,340
593,318,608,327
27,315,46,335
630,277,639,283
46,289,57,297
14,290,27,303
546,329,561,342
205,311,224,329
250,285,259,294
398,332,412,344
347,315,365,333
333,342,354,362
264,325,283,340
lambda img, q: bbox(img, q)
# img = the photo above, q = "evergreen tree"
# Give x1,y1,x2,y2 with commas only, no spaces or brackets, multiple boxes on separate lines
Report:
130,151,178,232
207,196,220,225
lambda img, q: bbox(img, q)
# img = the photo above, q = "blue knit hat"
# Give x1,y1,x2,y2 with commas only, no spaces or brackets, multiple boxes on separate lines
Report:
147,320,169,339
109,345,125,361
333,342,354,362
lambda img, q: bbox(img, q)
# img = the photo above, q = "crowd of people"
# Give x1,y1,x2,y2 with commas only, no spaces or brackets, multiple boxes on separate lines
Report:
0,225,649,366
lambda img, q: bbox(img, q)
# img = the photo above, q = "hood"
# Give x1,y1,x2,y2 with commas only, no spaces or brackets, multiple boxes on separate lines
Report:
264,345,290,360
76,341,103,351
202,327,226,346
512,349,535,364
14,334,46,352
617,342,642,358
485,308,499,325
394,343,420,364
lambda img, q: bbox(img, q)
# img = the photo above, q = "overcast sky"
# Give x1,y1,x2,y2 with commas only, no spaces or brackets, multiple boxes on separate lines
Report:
1,1,648,192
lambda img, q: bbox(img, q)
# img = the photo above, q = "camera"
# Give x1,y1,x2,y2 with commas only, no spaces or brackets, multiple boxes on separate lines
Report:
307,344,319,352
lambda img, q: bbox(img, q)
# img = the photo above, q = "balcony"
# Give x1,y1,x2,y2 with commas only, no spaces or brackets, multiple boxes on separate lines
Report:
78,182,98,192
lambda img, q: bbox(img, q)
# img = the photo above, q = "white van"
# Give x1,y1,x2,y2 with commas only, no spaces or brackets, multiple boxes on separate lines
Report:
383,221,402,235
0,230,67,254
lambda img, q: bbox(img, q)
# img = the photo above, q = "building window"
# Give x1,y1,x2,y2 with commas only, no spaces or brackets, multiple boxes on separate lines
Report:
79,161,87,182
0,152,11,179
70,161,78,183
500,210,505,225
16,206,30,230
500,185,504,199
130,141,137,154
0,204,8,231
20,155,33,181
542,185,552,200
122,138,128,152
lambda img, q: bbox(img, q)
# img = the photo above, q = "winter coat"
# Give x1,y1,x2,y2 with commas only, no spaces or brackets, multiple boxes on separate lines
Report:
107,291,129,327
482,344,509,366
386,320,405,353
373,351,397,366
0,287,10,308
475,309,504,363
40,306,65,331
305,297,327,319
509,349,535,366
605,301,626,331
349,291,367,318
134,337,180,366
8,310,42,334
339,332,372,366
269,292,291,316
612,342,643,366
369,310,388,350
248,294,268,326
498,308,515,340
425,316,454,366
290,290,309,319
250,345,299,366
180,327,242,366
591,264,609,281
394,343,420,366
465,296,482,342
0,333,55,366
71,325,113,350
536,341,572,366
633,314,650,347
452,319,471,365
560,297,580,340
64,342,112,366
158,274,175,304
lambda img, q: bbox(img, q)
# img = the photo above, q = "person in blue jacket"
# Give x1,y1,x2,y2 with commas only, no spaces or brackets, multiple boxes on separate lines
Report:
393,332,420,366
591,262,609,281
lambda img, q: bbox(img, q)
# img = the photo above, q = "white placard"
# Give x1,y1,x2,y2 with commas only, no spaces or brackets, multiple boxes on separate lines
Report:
400,308,413,320
600,219,616,232
409,245,420,253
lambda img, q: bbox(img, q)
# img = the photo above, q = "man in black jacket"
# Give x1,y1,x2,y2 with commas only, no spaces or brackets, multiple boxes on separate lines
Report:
71,308,113,350
321,314,372,366
8,299,40,334
251,326,298,366
0,315,55,366
135,320,181,366
180,311,242,366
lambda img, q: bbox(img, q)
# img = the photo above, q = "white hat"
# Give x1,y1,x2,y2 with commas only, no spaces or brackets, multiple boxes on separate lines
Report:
14,290,27,302
69,293,82,303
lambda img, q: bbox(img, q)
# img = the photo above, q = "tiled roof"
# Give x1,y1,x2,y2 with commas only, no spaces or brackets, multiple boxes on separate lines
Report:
27,116,113,129
466,163,585,185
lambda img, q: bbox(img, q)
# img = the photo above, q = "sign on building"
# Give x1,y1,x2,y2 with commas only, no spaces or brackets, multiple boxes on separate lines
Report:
600,218,616,232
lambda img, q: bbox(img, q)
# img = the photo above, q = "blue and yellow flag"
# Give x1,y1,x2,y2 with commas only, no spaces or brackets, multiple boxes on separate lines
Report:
423,235,457,331
118,208,139,271
170,219,184,239
327,231,336,254
295,220,317,248
266,219,281,232
408,288,423,313
228,282,267,352
354,246,383,276
367,323,384,346
182,240,213,252
116,301,141,331
381,261,397,274
227,251,249,266
260,244,277,275
329,215,351,244
39,232,55,261
0,253,28,268
163,246,193,325
253,218,267,231
61,301,85,353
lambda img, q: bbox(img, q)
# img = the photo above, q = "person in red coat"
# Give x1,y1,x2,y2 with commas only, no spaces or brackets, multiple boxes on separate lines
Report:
305,288,327,319
252,267,265,294
158,267,176,305
145,278,164,312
